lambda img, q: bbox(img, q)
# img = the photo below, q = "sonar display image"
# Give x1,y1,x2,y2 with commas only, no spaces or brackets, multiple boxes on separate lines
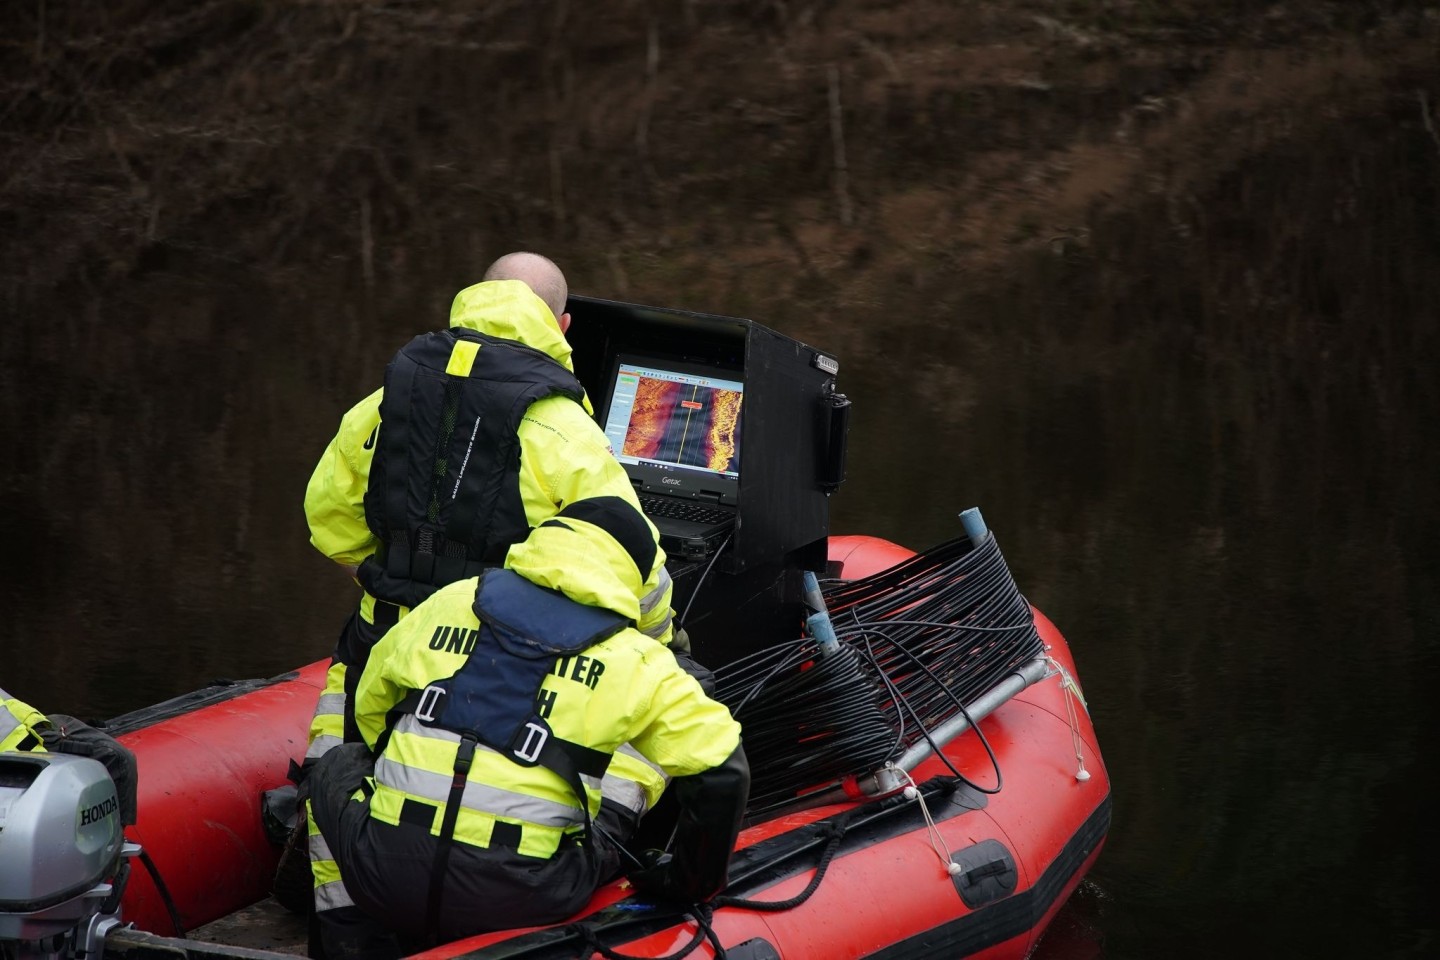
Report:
622,377,742,474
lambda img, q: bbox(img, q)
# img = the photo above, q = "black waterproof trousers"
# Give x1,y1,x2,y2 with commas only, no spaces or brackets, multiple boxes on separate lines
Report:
308,743,627,950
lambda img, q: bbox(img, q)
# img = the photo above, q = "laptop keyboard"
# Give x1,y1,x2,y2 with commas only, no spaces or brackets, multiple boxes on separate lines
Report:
638,494,732,525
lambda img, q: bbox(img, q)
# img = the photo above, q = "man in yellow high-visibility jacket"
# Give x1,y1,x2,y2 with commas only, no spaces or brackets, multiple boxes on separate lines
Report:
307,497,747,951
301,252,681,957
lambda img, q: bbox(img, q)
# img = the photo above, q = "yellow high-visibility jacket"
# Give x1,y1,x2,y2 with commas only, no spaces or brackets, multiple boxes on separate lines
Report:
304,279,675,773
353,517,740,861
304,278,674,644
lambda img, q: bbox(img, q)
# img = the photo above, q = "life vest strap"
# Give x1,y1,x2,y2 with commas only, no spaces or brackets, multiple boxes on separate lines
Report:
383,687,610,782
427,734,479,944
359,540,495,610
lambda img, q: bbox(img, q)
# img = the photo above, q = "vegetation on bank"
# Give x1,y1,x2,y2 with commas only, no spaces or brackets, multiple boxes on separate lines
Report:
2,1,1434,318
0,1,1435,729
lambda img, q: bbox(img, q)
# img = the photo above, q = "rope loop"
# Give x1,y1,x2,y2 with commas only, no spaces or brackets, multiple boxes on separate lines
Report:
715,819,848,913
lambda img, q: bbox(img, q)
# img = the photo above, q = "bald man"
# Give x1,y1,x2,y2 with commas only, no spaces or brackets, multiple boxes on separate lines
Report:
298,252,679,959
482,251,570,328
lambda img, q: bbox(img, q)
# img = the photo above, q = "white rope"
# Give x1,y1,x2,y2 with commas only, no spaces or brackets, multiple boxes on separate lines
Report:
900,770,963,878
1046,655,1091,782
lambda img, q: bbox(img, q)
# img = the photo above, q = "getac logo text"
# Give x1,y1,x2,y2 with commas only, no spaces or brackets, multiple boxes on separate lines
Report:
662,478,682,485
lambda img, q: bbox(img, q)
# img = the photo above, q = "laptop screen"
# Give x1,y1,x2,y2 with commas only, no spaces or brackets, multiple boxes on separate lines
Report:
599,355,744,503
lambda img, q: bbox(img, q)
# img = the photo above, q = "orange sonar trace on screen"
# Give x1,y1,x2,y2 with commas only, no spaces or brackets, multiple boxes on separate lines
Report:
621,378,742,474
706,389,741,472
620,378,674,461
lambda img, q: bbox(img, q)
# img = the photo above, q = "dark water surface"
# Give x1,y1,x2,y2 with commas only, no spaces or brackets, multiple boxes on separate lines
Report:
5,26,1439,960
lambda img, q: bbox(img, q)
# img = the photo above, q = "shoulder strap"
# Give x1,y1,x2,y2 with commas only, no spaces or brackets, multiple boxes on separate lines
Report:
377,334,425,577
444,332,586,562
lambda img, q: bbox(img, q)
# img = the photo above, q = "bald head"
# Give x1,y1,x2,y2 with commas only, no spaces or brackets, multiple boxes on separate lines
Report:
482,251,569,322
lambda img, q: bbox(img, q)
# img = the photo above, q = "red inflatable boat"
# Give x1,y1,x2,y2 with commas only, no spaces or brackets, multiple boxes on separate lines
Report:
8,532,1110,960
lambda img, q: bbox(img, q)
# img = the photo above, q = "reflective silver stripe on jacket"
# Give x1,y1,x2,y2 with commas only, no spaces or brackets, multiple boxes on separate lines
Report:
638,567,673,639
314,691,346,720
387,715,608,794
378,717,585,827
307,826,356,911
308,826,335,864
314,879,355,912
601,744,670,815
305,692,347,760
305,733,343,761
0,709,20,744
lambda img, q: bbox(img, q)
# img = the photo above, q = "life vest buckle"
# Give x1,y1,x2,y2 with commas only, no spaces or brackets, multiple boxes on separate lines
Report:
513,721,549,765
415,685,446,723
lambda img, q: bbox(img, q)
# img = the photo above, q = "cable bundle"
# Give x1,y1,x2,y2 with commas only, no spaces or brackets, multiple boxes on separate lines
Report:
823,533,1044,752
713,639,898,813
712,533,1042,815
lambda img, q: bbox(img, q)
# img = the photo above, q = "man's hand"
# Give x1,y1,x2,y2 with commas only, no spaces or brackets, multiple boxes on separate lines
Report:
627,850,688,906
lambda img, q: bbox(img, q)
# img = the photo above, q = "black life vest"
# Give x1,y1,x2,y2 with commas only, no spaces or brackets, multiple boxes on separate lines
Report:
357,328,586,609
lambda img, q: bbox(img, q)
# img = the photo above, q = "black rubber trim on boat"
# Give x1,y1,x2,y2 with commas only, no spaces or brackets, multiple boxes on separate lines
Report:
104,927,300,960
722,777,988,897
863,794,1113,959
100,672,302,736
443,776,992,960
727,939,782,960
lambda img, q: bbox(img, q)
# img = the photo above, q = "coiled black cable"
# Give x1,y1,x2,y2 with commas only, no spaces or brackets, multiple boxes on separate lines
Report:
853,625,1004,795
712,532,1041,813
716,639,898,813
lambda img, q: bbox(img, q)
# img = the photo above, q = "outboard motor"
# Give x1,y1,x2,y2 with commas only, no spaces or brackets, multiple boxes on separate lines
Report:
0,753,139,960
